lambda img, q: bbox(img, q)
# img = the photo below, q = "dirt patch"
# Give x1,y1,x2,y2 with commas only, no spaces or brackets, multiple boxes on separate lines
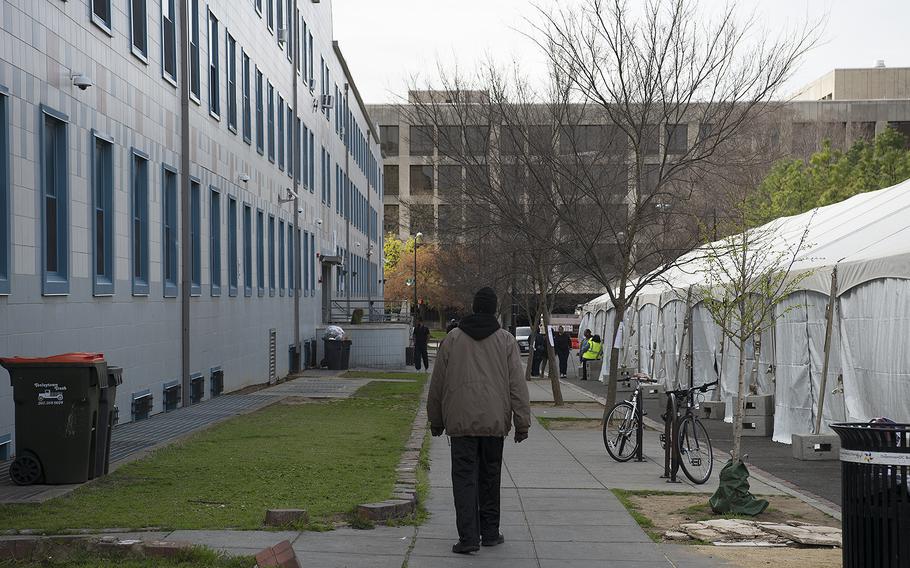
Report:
278,396,332,405
531,401,603,411
537,417,602,430
692,545,842,568
627,492,840,538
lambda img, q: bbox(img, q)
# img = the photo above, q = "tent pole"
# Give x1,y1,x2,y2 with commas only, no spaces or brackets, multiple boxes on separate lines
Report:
650,299,662,379
634,298,641,373
688,290,695,390
814,267,839,435
673,288,692,390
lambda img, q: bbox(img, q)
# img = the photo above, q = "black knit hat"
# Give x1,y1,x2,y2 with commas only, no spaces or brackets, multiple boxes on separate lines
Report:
472,287,498,315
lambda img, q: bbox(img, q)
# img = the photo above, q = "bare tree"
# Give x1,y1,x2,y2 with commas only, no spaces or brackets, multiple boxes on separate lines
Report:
527,0,821,411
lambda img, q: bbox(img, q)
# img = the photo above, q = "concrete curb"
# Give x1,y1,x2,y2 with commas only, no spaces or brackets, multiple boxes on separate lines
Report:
355,376,430,522
558,379,843,521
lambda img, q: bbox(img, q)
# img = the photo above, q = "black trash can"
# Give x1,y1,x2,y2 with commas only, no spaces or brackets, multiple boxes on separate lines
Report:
405,346,415,366
94,365,122,478
831,422,910,568
323,338,344,370
0,353,107,485
340,339,352,370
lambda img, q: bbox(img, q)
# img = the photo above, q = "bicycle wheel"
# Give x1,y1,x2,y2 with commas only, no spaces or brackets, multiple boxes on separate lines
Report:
603,402,639,462
677,416,713,484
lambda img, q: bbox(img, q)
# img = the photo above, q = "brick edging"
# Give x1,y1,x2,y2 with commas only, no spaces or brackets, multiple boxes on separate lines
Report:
355,378,430,522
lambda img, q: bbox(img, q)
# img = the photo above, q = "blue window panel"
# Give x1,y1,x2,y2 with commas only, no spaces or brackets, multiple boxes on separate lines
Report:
242,51,251,143
255,0,261,15
228,196,238,296
0,90,8,295
287,106,294,179
161,164,178,297
277,95,285,171
267,83,275,162
208,10,220,117
92,0,113,31
295,117,302,184
255,68,264,154
131,151,151,295
41,105,69,295
210,188,221,296
268,214,275,296
161,0,177,83
267,0,274,31
130,0,148,60
309,233,315,294
308,131,315,192
287,0,294,62
190,180,201,295
278,219,285,296
243,204,252,297
299,229,305,292
227,33,237,131
256,209,264,296
289,224,295,293
301,229,307,297
276,0,283,44
189,0,200,100
91,131,114,295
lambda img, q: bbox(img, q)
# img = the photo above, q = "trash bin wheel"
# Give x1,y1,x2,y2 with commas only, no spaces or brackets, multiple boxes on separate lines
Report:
9,451,43,486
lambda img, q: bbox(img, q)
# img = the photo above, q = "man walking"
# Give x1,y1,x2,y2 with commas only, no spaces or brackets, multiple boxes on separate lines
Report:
427,287,531,554
413,319,430,371
554,326,571,379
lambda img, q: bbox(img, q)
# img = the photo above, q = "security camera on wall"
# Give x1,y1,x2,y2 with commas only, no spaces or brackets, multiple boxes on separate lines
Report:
297,207,304,214
72,73,93,90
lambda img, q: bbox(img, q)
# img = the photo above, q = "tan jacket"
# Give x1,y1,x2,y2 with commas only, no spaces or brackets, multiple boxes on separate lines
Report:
427,328,531,437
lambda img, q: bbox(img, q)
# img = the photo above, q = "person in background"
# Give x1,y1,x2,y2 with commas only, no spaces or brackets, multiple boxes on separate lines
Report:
446,318,459,333
427,287,531,554
413,319,431,372
581,334,603,381
531,326,547,378
579,329,592,380
554,326,571,379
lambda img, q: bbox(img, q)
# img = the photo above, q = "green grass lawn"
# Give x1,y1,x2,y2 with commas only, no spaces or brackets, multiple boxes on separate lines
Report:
429,330,447,341
0,374,426,533
0,543,252,568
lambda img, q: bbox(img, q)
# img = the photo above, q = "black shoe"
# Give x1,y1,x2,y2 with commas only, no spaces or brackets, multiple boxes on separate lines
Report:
452,540,480,554
482,533,505,547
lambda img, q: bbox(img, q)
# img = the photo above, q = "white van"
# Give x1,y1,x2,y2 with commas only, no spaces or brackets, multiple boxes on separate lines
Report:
514,326,531,353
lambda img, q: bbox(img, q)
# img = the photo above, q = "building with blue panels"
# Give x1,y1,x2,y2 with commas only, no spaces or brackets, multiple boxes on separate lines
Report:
0,0,384,457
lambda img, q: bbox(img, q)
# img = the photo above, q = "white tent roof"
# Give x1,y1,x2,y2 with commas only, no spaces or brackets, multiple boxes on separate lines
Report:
584,178,910,312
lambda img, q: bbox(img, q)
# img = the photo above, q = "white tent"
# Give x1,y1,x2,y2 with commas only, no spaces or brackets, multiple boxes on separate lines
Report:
580,178,910,442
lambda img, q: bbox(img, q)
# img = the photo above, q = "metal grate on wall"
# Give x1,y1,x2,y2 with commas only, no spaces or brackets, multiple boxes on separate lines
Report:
189,373,205,405
210,367,224,397
132,390,153,421
268,329,277,384
163,380,181,412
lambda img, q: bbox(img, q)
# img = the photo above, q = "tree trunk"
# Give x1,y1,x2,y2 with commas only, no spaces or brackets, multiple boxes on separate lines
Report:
731,341,748,463
603,306,624,415
540,301,564,405
524,308,539,382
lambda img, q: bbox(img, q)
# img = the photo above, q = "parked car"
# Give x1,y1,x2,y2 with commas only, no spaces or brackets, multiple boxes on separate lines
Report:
515,326,531,353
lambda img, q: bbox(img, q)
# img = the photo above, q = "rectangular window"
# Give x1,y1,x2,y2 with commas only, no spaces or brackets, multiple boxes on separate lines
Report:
295,116,302,183
288,225,295,292
278,219,285,296
228,197,238,296
131,151,150,295
130,0,148,59
308,131,315,192
308,32,314,86
243,204,252,296
210,188,221,296
276,0,283,44
297,13,303,74
161,0,176,82
190,0,200,100
309,233,315,293
268,215,275,295
286,0,294,62
92,0,112,31
42,109,70,295
267,83,275,162
302,230,307,296
242,51,251,143
256,210,265,296
380,125,399,157
287,106,294,179
255,0,261,15
277,94,285,170
162,165,177,297
227,34,237,131
0,93,8,295
92,133,114,295
267,0,274,31
255,68,264,153
190,180,201,295
208,11,220,117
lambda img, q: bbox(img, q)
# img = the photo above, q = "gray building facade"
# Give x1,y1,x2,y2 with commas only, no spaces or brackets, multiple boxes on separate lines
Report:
0,0,384,457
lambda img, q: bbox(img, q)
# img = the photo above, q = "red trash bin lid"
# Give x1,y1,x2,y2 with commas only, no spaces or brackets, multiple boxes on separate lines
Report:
0,352,105,366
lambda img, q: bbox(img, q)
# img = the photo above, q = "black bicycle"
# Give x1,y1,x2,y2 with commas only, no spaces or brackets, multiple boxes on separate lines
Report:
662,380,718,484
603,373,655,462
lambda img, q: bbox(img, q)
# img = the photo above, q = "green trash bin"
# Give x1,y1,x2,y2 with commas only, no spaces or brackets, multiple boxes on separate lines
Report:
0,353,107,485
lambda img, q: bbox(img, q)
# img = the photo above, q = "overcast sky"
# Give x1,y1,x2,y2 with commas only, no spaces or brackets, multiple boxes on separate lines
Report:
332,0,910,105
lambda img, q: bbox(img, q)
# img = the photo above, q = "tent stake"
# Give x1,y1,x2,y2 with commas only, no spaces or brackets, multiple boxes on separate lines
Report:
814,267,839,435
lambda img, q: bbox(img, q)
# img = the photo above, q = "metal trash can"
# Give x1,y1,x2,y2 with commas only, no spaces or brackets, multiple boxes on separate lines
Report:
405,346,415,366
94,365,122,478
831,422,910,568
0,353,107,485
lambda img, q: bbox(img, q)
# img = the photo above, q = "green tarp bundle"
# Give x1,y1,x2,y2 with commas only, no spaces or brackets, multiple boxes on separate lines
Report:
709,459,769,516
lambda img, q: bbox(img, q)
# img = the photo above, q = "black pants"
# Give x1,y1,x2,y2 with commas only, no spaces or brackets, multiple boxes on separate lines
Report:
415,345,429,370
450,436,504,545
557,351,569,375
531,352,545,376
581,358,588,380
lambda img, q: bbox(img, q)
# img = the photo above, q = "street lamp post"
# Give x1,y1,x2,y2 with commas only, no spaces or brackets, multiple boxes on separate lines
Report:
413,232,422,318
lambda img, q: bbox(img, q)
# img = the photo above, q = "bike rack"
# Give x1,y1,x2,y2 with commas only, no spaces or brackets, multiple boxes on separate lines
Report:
661,392,682,483
634,391,645,463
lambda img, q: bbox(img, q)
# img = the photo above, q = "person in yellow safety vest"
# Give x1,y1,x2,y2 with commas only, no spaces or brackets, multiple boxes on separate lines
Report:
580,335,603,380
